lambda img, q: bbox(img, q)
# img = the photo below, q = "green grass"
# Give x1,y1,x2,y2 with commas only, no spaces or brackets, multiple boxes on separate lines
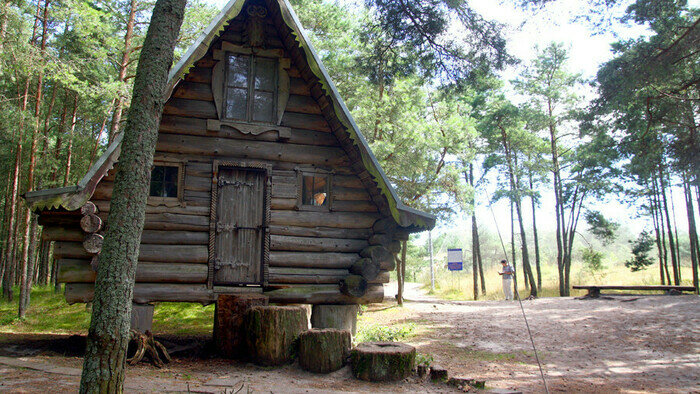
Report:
419,262,697,301
0,286,214,335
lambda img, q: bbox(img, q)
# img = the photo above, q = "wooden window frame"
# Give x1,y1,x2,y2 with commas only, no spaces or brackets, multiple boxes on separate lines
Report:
295,168,333,212
211,42,292,136
223,54,278,124
147,161,185,207
208,160,272,290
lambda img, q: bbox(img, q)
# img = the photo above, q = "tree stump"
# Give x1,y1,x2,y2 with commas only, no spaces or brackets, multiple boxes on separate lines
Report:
351,342,416,382
311,304,358,335
214,294,269,358
298,329,351,373
244,306,307,366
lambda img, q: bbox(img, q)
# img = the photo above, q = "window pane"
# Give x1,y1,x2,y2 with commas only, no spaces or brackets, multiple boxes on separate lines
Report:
302,175,328,206
150,165,179,198
254,58,276,91
226,87,248,120
252,91,274,122
164,181,178,198
227,55,249,87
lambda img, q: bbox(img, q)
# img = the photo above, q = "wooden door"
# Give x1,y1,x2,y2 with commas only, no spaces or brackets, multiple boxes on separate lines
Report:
214,167,265,285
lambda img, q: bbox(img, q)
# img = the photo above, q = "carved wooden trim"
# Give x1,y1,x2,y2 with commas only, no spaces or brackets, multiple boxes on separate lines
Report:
208,160,272,290
207,119,291,140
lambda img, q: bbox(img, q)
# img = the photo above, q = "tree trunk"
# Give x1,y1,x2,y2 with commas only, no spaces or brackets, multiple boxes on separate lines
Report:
668,182,682,282
63,93,78,187
79,0,186,390
548,99,566,296
510,200,518,291
659,166,680,285
529,172,542,291
109,0,138,141
683,178,699,293
472,214,479,300
351,342,415,382
19,0,50,317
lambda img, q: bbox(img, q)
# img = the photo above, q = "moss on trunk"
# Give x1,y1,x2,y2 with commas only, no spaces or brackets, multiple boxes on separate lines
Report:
78,0,186,391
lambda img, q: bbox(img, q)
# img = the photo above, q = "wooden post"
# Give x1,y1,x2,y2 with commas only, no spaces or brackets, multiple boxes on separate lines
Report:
214,294,269,358
130,303,154,333
310,304,359,335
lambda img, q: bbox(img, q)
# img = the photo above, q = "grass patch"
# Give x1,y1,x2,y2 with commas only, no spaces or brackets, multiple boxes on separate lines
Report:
0,286,91,334
420,262,696,301
355,322,416,343
0,286,214,336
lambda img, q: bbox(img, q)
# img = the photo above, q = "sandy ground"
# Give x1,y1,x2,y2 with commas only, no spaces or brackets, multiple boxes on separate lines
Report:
0,284,698,393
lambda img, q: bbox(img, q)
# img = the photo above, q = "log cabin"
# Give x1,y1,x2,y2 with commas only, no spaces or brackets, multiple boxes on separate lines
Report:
23,0,435,311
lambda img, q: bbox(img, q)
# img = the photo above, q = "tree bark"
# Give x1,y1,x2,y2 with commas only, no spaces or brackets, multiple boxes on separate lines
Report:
79,0,186,390
109,0,138,141
683,178,699,293
529,171,542,291
659,166,680,285
19,0,50,317
63,93,78,187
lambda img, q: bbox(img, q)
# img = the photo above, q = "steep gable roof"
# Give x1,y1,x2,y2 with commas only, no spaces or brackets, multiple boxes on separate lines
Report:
25,0,435,232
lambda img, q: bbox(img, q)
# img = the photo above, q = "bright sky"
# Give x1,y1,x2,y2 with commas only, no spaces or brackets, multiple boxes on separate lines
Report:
201,0,699,247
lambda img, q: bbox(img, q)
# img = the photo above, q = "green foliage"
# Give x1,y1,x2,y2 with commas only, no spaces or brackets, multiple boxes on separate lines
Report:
625,231,655,272
415,353,434,367
585,210,619,245
355,322,416,343
581,246,606,274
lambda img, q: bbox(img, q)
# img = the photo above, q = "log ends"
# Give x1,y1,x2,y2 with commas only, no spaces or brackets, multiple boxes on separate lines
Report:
349,258,380,281
340,275,368,298
80,213,102,233
350,342,416,382
298,329,351,373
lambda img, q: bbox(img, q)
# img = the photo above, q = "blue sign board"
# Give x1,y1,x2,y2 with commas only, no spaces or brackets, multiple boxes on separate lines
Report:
447,248,463,271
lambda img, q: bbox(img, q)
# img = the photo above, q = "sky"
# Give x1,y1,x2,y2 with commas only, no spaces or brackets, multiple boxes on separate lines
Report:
201,0,699,250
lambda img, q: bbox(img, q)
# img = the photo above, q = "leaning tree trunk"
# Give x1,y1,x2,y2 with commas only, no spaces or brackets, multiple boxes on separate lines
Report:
79,0,186,391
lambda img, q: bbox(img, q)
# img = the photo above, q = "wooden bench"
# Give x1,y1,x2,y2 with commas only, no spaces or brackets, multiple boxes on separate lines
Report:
573,285,696,298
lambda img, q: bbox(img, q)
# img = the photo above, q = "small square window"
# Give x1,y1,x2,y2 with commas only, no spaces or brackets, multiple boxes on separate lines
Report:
302,175,328,206
149,165,180,199
297,171,332,211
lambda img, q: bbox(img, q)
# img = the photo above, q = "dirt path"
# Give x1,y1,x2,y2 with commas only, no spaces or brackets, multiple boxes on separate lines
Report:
377,283,700,393
0,286,698,393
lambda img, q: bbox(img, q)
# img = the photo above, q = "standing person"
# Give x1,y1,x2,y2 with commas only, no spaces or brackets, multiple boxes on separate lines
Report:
499,259,515,300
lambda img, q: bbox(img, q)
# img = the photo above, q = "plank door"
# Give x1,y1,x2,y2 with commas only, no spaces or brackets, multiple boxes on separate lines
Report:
214,167,266,285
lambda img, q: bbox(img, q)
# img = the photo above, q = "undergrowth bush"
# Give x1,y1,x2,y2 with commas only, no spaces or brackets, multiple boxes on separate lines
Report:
355,322,415,344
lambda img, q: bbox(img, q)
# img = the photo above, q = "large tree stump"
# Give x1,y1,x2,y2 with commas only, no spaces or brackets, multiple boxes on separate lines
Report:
311,304,358,335
214,294,269,358
351,342,416,382
298,329,351,373
244,306,307,366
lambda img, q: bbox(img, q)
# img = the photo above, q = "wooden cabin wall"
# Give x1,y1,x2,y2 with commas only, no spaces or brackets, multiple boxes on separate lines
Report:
42,11,391,305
